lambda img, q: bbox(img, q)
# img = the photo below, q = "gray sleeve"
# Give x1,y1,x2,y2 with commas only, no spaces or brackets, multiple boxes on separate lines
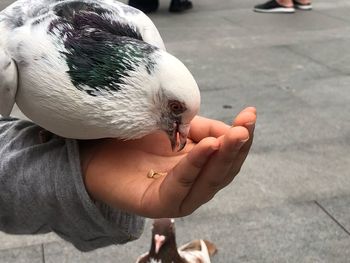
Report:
0,118,145,251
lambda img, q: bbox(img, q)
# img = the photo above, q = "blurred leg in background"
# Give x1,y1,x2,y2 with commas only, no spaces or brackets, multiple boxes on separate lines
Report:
129,0,193,13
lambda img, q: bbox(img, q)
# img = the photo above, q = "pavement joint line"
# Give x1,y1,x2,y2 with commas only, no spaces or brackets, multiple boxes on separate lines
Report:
220,15,249,31
221,16,240,27
41,244,45,263
314,200,350,236
315,10,350,24
164,28,350,53
316,1,350,10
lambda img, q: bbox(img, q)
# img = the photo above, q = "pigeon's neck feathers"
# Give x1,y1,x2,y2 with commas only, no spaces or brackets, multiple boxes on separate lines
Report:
149,234,185,263
148,219,186,263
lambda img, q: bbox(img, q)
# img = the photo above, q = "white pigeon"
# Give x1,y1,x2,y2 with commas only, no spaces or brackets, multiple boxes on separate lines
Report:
0,0,200,150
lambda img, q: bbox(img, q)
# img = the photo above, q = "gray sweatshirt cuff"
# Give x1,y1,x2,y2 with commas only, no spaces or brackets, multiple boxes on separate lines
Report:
0,118,145,251
56,139,145,251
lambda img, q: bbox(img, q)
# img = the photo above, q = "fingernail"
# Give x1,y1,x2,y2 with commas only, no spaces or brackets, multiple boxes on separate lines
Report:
211,140,220,151
246,122,255,133
234,138,249,150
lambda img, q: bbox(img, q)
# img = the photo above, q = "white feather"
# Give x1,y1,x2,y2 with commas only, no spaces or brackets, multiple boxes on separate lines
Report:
178,239,212,263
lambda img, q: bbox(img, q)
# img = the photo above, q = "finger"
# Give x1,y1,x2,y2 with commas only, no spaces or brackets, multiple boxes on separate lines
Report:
223,124,255,187
242,106,257,115
232,108,256,150
189,107,256,142
222,112,257,187
233,107,257,127
233,108,256,153
158,137,220,216
189,116,230,143
180,126,249,215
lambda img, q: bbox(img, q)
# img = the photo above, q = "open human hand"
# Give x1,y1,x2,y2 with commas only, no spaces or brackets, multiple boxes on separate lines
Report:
80,107,256,218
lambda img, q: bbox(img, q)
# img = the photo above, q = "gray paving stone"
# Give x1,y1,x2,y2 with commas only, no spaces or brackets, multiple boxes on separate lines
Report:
0,0,13,8
0,245,43,263
200,84,348,148
0,233,59,251
43,201,350,263
154,15,247,44
290,39,350,74
174,44,336,90
224,8,349,34
43,238,149,263
292,76,350,130
202,149,350,214
318,8,350,23
316,1,350,11
182,201,350,263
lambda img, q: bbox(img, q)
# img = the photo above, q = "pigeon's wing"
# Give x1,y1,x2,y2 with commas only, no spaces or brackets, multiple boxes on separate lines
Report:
0,50,18,117
201,240,217,256
178,239,215,263
98,0,166,50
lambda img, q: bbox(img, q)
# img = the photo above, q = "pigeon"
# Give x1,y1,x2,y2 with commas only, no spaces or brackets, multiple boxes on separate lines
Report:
0,0,200,151
136,218,218,263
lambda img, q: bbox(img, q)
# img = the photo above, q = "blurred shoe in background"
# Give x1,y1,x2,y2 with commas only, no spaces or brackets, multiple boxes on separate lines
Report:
169,0,193,12
254,0,295,13
293,0,312,10
254,0,312,13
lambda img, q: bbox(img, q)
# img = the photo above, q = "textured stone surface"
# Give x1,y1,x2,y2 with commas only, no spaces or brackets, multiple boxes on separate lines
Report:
0,233,59,251
43,201,350,263
0,245,43,263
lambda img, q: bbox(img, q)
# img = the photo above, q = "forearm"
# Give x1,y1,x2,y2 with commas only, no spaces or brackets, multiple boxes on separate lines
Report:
0,118,144,251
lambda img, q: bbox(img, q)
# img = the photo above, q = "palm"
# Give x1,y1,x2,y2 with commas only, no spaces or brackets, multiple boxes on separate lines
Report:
83,108,256,218
84,132,196,217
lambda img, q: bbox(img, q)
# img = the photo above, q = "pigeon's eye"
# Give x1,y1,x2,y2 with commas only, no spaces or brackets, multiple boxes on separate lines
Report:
169,100,185,115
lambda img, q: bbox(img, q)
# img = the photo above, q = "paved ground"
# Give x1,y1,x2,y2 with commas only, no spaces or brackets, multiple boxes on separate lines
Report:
1,0,350,262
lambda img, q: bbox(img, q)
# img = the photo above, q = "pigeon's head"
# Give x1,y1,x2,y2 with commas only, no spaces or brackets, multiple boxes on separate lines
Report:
152,51,200,151
151,218,177,255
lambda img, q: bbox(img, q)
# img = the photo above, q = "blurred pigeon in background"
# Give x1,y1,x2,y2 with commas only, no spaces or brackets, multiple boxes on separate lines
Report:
136,218,218,263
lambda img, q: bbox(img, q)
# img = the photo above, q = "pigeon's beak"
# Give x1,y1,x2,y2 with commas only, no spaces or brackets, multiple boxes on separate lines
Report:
154,234,166,254
168,122,190,152
162,115,190,152
178,123,190,151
